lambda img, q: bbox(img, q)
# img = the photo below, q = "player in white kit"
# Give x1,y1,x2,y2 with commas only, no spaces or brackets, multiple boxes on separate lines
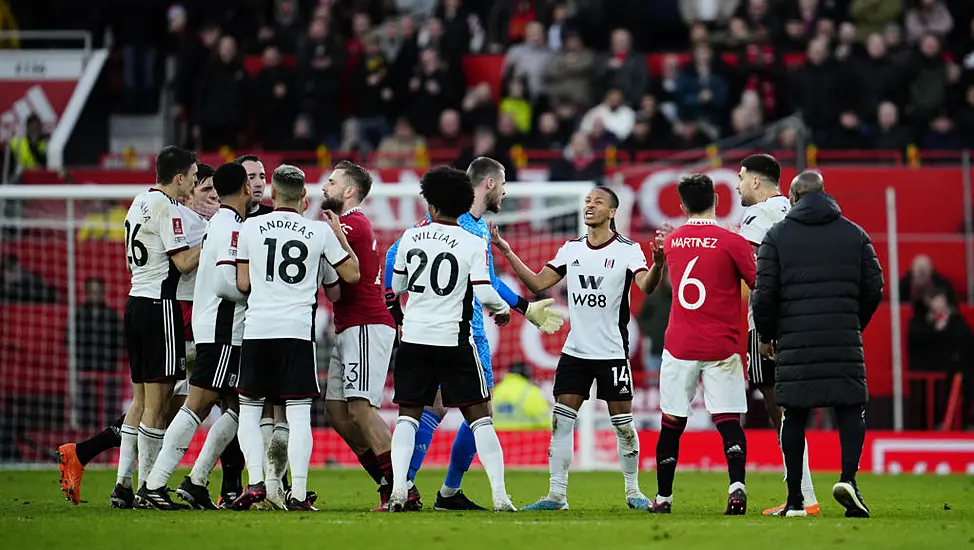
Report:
232,165,360,511
113,147,201,508
492,186,665,511
736,154,820,516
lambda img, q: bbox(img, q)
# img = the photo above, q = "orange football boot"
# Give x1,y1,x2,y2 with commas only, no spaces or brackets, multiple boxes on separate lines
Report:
57,443,85,504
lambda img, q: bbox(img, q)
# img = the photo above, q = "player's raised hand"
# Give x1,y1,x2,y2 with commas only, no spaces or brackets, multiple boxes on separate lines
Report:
322,209,343,235
488,221,511,254
651,234,665,266
492,311,511,327
525,298,565,334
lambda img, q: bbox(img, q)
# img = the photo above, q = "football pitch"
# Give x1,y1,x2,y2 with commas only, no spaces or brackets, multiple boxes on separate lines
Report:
2,469,972,549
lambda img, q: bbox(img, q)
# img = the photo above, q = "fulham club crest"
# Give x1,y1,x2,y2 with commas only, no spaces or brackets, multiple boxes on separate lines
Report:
605,259,615,269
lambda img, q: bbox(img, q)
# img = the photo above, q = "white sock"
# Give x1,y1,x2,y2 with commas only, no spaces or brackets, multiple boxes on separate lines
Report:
238,397,266,485
610,413,641,497
470,417,508,501
265,422,290,496
284,403,311,502
146,407,200,490
137,423,166,488
260,417,274,465
440,484,459,498
391,416,419,496
729,481,746,494
548,403,577,502
116,424,138,488
190,409,238,487
801,438,818,505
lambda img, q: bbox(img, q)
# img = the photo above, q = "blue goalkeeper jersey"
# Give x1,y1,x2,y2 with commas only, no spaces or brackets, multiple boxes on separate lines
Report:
384,213,520,344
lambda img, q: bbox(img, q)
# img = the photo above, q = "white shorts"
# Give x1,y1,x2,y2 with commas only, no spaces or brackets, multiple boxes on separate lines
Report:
659,350,747,417
325,324,395,407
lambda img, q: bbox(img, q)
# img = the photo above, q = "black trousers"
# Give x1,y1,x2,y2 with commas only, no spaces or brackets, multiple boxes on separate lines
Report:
781,404,866,504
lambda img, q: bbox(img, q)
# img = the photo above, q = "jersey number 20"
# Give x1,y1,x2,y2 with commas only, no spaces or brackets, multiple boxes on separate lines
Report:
263,238,309,284
678,256,706,310
406,249,458,296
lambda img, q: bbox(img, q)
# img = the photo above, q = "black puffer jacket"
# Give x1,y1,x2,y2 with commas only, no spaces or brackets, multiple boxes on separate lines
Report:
752,192,884,408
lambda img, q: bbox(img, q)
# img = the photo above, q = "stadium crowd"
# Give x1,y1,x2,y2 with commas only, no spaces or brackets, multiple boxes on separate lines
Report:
8,0,974,162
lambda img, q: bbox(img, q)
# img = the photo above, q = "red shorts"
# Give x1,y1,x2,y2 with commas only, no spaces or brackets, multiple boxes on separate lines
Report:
180,300,193,342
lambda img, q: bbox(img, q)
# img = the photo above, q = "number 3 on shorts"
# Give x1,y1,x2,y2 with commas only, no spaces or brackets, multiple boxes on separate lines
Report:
611,364,631,386
678,256,706,310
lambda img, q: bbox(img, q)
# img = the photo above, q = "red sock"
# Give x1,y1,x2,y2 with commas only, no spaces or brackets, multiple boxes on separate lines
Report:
375,451,393,487
358,449,383,485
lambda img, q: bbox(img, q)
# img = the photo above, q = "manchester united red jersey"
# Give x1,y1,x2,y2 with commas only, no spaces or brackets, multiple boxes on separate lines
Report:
332,208,395,334
662,219,756,361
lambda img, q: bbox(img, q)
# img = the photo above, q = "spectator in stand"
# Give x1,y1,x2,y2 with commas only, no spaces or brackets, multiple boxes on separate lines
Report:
297,15,346,148
638,94,673,137
736,0,778,34
676,44,730,133
194,35,249,150
496,111,527,150
461,82,497,132
957,84,974,144
920,114,965,150
780,0,820,52
793,37,836,141
884,22,915,73
254,45,296,150
351,33,395,151
825,110,867,149
586,116,618,150
436,0,474,55
499,76,533,134
0,255,56,304
454,126,518,180
75,277,124,425
10,114,48,171
598,29,648,107
409,48,457,136
545,28,596,109
871,102,914,151
390,15,420,92
833,22,864,64
376,117,426,169
850,0,902,42
502,21,551,101
488,0,539,51
908,34,951,126
730,105,762,135
579,88,635,141
855,33,902,124
905,0,954,45
531,111,567,150
907,290,972,429
673,119,710,148
544,1,570,51
110,0,166,113
426,109,472,150
899,254,958,310
736,24,786,121
678,0,739,27
654,54,682,123
549,131,604,183
288,113,319,151
259,0,301,55
623,113,675,152
173,22,220,128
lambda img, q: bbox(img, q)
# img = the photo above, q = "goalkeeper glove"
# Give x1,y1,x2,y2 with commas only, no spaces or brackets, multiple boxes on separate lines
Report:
524,298,565,335
384,289,403,326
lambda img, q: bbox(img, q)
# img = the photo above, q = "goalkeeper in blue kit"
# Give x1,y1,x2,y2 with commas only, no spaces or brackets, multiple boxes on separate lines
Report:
384,158,564,510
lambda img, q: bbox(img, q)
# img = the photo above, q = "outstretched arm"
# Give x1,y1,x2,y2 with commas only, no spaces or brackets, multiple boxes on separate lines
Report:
633,234,665,294
486,235,530,314
490,221,564,294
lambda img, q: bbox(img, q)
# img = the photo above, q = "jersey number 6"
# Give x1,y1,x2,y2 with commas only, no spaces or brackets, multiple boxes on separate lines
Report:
678,256,706,310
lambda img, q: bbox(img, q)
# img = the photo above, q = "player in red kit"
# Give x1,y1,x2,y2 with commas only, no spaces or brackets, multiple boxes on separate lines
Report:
320,161,405,511
648,173,756,516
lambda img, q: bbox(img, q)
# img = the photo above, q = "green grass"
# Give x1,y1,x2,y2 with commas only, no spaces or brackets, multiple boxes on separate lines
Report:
2,469,973,549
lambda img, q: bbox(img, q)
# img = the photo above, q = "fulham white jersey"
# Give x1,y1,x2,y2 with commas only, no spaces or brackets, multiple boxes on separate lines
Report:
125,189,192,300
392,221,509,347
547,233,647,360
237,209,349,341
176,206,207,301
192,206,246,345
739,195,790,330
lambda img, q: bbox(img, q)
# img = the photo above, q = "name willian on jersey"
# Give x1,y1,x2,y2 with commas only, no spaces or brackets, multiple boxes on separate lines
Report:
410,230,459,249
258,218,314,239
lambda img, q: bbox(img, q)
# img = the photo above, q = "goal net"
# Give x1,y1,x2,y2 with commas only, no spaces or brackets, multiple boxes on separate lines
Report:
0,180,639,471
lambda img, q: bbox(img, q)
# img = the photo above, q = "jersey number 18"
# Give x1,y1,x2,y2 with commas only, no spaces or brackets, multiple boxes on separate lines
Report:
263,237,309,284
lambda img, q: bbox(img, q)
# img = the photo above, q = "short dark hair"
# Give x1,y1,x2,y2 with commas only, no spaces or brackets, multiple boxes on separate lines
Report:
677,173,715,214
233,154,262,165
156,146,198,185
335,160,373,200
212,162,248,198
466,157,505,187
420,166,474,219
196,163,215,186
741,154,781,185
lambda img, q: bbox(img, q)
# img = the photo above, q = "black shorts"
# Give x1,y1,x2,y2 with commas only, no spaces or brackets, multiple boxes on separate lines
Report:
393,341,489,408
238,339,319,401
746,329,775,387
190,343,241,392
124,296,186,384
553,354,633,402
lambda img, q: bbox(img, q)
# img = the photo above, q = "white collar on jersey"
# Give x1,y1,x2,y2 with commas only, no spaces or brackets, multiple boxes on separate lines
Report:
686,218,718,225
342,206,362,217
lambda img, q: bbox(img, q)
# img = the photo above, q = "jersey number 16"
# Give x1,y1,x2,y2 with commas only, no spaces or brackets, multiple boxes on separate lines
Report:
124,220,148,268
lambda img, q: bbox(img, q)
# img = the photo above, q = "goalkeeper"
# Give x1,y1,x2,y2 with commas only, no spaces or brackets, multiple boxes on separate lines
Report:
384,158,563,511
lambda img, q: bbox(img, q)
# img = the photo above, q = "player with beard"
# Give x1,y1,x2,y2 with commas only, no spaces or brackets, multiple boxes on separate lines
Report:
384,157,563,510
320,161,399,511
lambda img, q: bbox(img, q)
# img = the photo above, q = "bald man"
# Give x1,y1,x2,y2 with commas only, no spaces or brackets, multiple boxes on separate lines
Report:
751,171,884,518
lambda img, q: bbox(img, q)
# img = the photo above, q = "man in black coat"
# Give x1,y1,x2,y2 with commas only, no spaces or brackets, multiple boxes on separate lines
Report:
751,171,884,519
